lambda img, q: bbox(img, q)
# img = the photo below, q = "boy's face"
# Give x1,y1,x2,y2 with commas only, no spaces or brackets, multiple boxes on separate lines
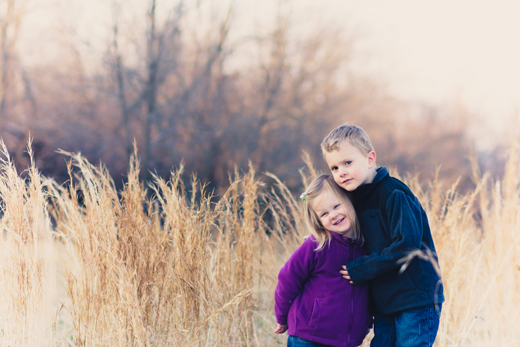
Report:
324,140,376,192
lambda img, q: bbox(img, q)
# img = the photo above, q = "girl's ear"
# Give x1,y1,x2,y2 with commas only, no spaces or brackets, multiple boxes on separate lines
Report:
367,151,376,168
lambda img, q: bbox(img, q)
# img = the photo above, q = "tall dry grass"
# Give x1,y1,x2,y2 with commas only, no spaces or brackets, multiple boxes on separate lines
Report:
0,139,518,346
0,141,58,346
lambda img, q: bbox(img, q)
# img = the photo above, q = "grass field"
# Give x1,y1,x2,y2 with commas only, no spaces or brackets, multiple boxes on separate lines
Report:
0,141,518,346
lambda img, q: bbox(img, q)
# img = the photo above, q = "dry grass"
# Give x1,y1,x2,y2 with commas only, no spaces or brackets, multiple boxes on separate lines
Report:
0,139,518,346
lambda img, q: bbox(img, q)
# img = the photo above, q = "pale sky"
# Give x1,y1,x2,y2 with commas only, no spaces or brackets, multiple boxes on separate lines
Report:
343,0,520,140
234,0,520,146
19,0,520,147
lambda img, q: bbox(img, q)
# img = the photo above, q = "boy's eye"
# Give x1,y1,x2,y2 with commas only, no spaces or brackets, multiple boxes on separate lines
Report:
345,161,352,165
331,166,338,171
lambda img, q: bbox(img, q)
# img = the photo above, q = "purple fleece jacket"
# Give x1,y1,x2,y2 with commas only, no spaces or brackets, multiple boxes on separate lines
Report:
275,232,371,347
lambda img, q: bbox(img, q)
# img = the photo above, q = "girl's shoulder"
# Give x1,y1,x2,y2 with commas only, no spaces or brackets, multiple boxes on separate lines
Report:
297,234,317,250
285,234,319,265
302,234,316,242
291,234,320,255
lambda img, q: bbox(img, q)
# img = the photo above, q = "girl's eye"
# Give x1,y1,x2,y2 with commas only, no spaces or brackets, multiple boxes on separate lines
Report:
321,212,328,217
331,166,338,171
334,204,340,209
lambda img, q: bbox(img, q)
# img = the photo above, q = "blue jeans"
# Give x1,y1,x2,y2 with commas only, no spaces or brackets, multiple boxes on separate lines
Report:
370,304,442,347
287,336,333,347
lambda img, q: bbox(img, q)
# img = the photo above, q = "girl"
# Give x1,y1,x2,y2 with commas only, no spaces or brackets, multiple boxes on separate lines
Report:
274,174,371,347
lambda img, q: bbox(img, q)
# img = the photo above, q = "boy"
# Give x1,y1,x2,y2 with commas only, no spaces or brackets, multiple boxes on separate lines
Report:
322,124,444,347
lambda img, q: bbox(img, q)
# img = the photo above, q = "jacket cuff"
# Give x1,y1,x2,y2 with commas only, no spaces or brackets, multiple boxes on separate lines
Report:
277,318,287,325
346,261,368,285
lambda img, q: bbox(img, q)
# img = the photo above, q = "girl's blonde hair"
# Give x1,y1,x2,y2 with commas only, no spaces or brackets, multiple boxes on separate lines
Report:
302,174,360,251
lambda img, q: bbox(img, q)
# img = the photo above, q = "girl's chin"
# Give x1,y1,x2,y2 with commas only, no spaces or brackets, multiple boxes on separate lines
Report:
333,229,351,236
336,229,353,237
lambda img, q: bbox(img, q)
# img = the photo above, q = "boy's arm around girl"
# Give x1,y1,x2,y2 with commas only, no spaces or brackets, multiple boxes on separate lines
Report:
345,189,428,285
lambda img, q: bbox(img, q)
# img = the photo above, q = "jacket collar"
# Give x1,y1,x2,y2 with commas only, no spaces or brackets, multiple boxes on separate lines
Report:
352,166,389,198
371,166,389,185
329,229,363,246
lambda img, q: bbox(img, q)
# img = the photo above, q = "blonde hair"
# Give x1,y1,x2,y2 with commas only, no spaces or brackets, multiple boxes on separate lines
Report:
321,123,374,156
302,174,360,251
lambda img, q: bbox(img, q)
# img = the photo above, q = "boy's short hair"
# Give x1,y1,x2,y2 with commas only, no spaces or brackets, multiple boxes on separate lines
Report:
321,124,374,155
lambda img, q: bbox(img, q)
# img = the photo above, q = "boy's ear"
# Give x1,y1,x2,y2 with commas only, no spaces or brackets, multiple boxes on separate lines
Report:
367,151,376,168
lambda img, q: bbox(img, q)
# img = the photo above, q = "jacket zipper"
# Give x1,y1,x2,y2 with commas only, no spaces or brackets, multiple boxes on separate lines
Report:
348,239,354,346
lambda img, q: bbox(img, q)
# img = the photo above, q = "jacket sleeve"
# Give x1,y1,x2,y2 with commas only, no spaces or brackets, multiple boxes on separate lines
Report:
346,190,424,285
274,238,316,325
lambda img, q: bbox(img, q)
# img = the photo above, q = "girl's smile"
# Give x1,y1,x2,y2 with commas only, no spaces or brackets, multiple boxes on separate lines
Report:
310,189,354,238
333,216,345,225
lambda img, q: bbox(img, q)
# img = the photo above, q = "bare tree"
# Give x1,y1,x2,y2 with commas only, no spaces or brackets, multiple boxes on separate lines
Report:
0,0,477,194
109,0,185,179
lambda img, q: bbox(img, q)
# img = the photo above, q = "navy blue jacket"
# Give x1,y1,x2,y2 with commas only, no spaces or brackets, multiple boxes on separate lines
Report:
346,167,444,315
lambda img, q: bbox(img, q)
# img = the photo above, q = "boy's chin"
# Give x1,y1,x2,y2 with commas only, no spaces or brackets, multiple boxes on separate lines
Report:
334,178,356,191
339,184,355,191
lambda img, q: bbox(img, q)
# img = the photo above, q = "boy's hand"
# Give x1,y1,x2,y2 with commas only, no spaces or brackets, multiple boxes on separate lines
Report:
274,323,288,334
340,265,354,284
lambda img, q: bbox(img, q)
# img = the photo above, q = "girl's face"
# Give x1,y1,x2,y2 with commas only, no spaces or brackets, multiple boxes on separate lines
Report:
310,190,354,238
